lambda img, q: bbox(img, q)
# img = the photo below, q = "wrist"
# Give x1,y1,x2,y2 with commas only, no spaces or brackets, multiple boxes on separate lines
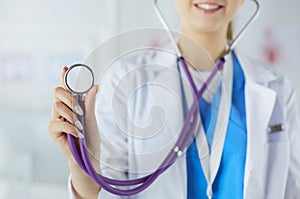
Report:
69,163,101,199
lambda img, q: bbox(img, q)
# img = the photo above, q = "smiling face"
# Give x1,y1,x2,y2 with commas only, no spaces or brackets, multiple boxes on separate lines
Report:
173,0,244,38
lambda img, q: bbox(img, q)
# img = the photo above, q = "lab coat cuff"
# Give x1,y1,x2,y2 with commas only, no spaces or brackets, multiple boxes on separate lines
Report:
68,174,76,199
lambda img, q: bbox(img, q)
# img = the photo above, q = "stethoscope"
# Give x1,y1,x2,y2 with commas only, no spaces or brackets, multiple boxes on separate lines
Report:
65,0,260,196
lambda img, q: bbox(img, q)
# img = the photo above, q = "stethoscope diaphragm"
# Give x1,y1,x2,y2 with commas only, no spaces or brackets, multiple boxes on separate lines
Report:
64,63,94,95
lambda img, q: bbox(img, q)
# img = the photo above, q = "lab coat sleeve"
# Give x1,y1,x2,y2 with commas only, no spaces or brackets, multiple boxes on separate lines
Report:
284,82,300,198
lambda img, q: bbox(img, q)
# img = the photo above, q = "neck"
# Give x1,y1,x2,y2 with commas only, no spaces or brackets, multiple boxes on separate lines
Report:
178,27,228,71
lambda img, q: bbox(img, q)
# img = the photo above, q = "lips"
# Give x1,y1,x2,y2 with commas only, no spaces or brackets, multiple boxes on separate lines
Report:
194,2,224,14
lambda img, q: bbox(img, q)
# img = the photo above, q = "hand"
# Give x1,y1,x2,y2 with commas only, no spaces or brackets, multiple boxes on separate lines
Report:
48,66,100,166
48,66,101,198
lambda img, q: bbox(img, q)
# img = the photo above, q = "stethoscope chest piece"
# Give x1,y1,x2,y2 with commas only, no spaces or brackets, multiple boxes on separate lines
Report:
64,63,95,97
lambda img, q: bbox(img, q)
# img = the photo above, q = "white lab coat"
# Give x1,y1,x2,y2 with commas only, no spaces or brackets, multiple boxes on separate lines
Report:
68,49,300,199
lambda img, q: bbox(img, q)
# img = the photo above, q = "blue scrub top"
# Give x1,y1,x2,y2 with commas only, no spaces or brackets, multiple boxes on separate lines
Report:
186,52,247,199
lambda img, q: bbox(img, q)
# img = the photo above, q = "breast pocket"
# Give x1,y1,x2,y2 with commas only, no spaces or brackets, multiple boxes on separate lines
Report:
267,123,289,143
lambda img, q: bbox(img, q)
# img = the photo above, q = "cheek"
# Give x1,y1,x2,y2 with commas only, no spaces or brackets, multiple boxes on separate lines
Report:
225,0,243,21
173,0,193,17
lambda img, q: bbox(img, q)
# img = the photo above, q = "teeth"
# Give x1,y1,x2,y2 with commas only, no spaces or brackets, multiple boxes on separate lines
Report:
196,4,219,10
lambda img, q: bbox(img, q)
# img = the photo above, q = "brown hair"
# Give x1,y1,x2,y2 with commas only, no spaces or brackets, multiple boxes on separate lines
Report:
227,22,233,41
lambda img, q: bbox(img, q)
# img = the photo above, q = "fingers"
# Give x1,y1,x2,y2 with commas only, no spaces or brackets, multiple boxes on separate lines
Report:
54,86,83,116
48,120,81,139
54,101,84,128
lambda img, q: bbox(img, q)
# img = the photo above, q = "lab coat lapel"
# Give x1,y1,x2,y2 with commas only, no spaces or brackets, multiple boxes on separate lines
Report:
243,80,276,185
236,52,277,191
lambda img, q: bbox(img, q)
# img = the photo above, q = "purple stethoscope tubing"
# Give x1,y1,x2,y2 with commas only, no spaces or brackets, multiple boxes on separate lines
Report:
66,0,260,196
66,58,224,196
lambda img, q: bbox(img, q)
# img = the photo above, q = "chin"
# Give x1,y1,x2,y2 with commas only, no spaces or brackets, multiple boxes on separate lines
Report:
191,19,226,34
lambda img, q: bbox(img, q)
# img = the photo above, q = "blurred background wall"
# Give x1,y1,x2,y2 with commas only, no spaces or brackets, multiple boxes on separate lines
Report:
0,0,299,198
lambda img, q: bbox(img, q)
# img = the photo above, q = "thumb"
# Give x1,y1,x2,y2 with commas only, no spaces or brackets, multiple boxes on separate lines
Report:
85,84,99,116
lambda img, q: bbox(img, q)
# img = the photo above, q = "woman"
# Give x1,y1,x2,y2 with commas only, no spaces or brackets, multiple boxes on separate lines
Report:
48,0,300,198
